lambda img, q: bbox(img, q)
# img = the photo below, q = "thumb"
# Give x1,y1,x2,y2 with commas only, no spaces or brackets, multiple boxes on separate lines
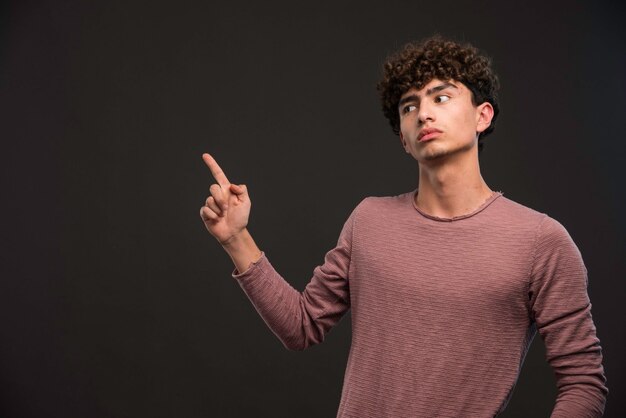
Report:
230,183,248,195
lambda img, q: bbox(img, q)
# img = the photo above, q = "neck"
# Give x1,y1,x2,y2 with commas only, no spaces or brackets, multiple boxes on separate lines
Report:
415,150,493,219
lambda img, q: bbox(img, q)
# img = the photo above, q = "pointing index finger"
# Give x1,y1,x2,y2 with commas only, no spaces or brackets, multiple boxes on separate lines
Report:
202,153,231,187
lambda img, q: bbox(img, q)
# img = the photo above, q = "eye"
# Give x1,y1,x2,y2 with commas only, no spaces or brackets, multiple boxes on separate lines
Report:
434,95,450,103
402,104,417,114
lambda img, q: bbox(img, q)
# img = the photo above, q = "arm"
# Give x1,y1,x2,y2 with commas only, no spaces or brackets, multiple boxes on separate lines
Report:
199,152,354,350
528,216,608,417
231,207,355,350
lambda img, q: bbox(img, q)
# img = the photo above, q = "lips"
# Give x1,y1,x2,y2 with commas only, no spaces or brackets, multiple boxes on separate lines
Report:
418,128,442,142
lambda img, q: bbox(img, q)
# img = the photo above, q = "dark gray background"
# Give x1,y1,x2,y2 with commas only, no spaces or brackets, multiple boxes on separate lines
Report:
1,0,624,417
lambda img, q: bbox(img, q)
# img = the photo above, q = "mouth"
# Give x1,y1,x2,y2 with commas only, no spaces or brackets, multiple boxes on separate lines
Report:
418,128,442,142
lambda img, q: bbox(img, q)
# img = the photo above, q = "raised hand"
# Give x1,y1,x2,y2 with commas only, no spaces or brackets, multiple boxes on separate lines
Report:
200,153,251,245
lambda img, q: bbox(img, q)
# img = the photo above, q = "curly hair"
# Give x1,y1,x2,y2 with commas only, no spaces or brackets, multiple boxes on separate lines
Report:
377,35,500,153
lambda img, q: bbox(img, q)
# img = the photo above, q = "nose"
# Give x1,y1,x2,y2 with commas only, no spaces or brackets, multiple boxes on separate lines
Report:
417,101,435,124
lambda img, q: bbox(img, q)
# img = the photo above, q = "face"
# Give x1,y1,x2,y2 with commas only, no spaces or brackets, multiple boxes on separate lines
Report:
398,78,493,164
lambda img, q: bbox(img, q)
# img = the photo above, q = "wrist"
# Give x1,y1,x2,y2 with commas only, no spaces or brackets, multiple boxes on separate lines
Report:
221,228,263,274
221,228,249,248
222,228,262,261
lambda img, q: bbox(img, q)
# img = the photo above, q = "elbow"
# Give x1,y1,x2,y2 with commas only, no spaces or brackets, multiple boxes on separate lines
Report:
281,337,308,351
279,330,323,351
275,310,328,351
283,343,306,352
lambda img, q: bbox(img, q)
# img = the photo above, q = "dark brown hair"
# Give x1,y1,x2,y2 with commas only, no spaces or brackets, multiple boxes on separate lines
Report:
377,35,500,153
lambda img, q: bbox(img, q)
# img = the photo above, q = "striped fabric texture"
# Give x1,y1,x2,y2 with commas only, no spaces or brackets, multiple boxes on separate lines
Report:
233,190,608,417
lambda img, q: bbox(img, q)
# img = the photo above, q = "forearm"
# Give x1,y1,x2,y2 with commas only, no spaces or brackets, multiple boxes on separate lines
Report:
550,385,607,418
226,204,356,350
543,306,608,418
222,228,263,274
233,252,350,350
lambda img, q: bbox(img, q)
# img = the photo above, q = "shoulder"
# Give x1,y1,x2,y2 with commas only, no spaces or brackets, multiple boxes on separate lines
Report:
516,204,586,276
495,196,574,243
359,189,414,209
495,197,587,284
480,194,556,240
351,190,414,218
492,195,578,243
343,190,415,228
493,194,546,222
534,214,579,252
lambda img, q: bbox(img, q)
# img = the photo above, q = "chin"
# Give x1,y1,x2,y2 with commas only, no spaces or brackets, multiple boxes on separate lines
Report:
421,141,475,162
422,146,451,161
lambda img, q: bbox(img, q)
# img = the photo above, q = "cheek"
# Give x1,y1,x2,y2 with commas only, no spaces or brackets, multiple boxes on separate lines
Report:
460,110,480,133
400,114,416,131
400,124,409,142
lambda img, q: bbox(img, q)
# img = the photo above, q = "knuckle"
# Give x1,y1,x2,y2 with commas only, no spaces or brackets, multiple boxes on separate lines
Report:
200,208,212,220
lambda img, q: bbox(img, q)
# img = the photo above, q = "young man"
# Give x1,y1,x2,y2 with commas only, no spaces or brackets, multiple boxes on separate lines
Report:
199,36,608,417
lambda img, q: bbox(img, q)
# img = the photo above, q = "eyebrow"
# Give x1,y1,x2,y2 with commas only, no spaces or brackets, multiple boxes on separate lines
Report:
398,82,458,108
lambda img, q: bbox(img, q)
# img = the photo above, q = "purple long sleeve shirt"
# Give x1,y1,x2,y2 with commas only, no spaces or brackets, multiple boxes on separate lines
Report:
232,190,608,417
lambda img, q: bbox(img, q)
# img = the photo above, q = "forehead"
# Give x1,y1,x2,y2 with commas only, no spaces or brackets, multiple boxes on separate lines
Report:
400,78,465,99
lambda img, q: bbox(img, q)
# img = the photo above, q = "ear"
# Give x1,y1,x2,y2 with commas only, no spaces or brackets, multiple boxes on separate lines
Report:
476,102,494,134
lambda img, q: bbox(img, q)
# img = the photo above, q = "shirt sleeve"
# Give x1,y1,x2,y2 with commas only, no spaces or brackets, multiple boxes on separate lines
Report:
230,202,358,351
528,215,608,417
